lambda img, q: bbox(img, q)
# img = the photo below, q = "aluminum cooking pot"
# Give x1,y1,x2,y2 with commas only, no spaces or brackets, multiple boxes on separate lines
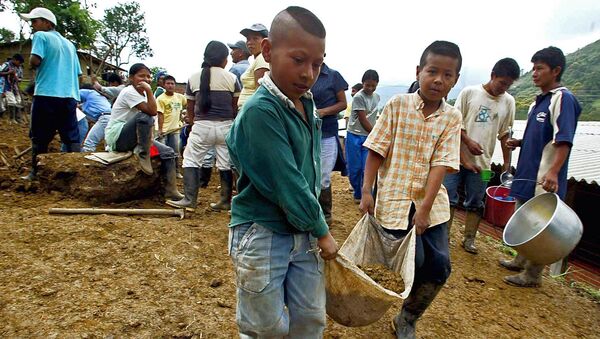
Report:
502,193,583,265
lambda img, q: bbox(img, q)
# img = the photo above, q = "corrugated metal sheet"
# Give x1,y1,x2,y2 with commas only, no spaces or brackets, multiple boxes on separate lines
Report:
491,121,600,184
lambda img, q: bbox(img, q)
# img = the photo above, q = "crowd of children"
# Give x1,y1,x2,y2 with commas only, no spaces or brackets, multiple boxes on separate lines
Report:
14,5,583,338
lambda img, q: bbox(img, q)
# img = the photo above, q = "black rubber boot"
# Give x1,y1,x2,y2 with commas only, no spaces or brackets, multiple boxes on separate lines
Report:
134,122,153,175
21,144,40,181
503,260,544,288
13,106,23,124
163,158,183,200
166,167,201,212
462,211,481,254
8,106,17,124
318,186,333,225
499,253,527,272
199,166,212,188
392,282,444,339
210,170,233,211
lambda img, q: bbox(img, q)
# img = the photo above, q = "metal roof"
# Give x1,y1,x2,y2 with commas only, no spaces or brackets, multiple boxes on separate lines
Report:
491,120,600,184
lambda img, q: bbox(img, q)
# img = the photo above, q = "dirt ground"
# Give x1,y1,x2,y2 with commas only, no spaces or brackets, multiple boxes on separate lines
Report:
0,119,599,338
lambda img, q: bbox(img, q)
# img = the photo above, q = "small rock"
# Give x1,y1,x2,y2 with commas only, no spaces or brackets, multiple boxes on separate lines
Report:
40,289,57,297
217,300,232,308
210,279,223,288
128,321,141,328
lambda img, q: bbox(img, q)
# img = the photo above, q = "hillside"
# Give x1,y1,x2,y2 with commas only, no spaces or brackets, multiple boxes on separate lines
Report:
510,39,600,121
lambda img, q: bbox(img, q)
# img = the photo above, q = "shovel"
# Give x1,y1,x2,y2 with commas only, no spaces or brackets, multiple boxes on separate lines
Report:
500,126,514,187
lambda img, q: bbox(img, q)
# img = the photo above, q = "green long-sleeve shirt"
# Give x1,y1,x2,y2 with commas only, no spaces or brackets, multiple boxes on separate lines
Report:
226,75,329,238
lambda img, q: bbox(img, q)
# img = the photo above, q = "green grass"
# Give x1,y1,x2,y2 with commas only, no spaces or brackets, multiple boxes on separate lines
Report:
570,282,600,303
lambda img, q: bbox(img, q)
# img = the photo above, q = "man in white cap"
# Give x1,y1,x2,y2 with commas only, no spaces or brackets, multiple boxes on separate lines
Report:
19,7,82,180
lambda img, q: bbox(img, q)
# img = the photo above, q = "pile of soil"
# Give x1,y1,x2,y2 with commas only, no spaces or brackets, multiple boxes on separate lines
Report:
0,119,598,337
360,264,405,294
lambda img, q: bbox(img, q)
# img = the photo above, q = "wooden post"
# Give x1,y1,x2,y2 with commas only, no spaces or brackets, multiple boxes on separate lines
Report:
49,207,185,219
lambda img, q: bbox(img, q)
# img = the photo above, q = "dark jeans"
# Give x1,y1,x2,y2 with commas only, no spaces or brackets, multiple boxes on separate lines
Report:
383,204,452,284
30,96,79,152
113,112,177,161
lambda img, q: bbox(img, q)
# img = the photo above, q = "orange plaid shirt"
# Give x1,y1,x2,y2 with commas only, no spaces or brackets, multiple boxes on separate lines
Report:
363,92,462,230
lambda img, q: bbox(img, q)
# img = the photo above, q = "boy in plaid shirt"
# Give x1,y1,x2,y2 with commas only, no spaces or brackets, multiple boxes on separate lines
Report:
359,41,462,338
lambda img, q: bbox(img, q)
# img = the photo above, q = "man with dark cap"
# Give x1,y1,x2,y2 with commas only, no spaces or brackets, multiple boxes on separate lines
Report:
19,7,82,180
154,70,167,98
227,40,251,83
237,23,270,110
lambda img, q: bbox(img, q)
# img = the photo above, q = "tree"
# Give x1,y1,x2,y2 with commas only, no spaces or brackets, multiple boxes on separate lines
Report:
7,0,100,48
0,27,15,43
99,2,153,69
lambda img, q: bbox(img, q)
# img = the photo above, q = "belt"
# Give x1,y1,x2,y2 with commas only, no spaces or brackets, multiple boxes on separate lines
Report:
101,112,111,116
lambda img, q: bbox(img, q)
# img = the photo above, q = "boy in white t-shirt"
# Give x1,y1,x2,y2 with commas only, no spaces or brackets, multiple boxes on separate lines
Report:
444,58,520,253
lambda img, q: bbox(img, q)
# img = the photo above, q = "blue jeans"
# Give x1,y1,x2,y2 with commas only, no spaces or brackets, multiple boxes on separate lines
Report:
229,223,326,338
345,132,369,199
443,166,487,211
158,132,180,155
60,118,88,152
320,136,338,189
82,114,110,152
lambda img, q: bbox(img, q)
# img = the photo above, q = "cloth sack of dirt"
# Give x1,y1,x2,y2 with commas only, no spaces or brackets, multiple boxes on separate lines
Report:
339,213,416,299
325,252,401,327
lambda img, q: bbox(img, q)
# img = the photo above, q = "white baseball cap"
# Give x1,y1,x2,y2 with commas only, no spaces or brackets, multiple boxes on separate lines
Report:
19,7,57,26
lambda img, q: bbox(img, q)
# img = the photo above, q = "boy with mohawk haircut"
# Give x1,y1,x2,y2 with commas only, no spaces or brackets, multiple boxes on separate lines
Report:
226,6,337,337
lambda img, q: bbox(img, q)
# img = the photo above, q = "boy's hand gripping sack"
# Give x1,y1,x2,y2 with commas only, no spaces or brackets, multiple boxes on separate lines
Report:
325,214,416,327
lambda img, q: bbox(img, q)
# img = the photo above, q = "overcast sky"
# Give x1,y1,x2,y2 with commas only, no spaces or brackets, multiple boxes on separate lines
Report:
3,0,600,90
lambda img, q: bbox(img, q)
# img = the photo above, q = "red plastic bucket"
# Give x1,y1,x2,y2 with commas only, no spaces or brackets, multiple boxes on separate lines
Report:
484,186,516,228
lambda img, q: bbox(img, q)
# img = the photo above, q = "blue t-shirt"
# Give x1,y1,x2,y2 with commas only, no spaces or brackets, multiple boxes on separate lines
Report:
511,87,581,201
229,60,250,83
31,30,81,100
311,64,348,138
80,89,112,121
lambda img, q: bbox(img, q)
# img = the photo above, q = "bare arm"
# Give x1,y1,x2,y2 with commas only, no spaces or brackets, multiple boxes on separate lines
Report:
157,112,164,134
461,129,483,155
186,99,196,127
232,97,239,118
29,54,42,69
253,68,268,88
413,166,447,235
359,150,385,215
357,110,373,132
460,146,481,173
541,143,571,192
134,83,157,116
317,90,347,118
